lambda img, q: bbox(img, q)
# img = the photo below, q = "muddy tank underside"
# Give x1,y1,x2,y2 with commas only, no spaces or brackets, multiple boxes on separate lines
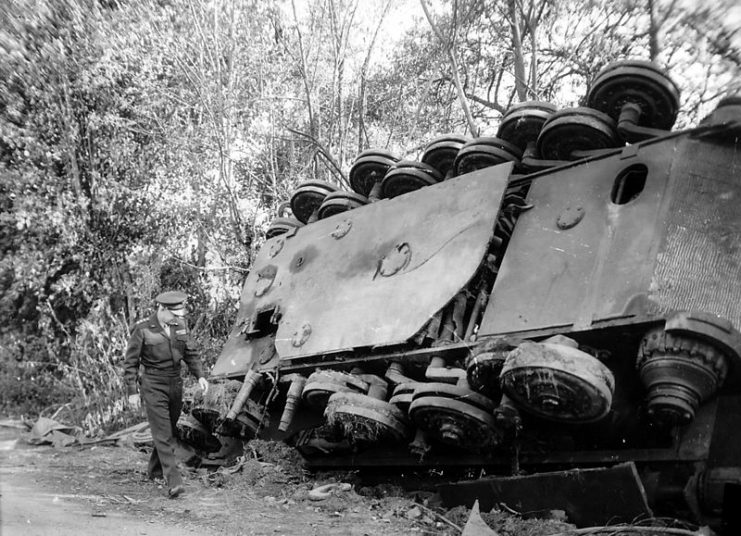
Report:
187,64,741,532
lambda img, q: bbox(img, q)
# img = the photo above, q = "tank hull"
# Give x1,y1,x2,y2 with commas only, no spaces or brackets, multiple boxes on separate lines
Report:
202,121,741,531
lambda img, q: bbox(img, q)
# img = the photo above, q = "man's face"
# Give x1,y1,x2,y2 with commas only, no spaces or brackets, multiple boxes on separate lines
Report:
159,306,179,323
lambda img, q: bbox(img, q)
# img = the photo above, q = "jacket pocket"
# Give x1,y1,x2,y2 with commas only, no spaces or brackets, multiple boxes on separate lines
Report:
143,330,168,346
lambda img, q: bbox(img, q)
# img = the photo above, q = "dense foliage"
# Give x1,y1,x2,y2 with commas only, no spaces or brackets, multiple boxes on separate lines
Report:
1,0,739,432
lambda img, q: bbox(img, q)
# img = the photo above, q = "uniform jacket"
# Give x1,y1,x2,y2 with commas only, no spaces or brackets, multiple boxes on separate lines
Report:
123,313,204,395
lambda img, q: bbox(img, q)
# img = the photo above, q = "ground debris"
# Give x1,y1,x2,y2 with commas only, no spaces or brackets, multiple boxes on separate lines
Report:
546,524,715,536
22,417,154,449
27,417,82,447
1,422,716,536
462,500,499,536
0,419,30,430
406,506,423,520
357,482,405,498
445,504,575,536
194,438,309,500
1,424,418,535
308,482,352,501
245,438,306,476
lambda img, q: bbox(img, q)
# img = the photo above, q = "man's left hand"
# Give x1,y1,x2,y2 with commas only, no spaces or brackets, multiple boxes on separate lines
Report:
198,377,209,395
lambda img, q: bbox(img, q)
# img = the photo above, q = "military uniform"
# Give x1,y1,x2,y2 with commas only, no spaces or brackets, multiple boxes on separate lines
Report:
123,291,205,495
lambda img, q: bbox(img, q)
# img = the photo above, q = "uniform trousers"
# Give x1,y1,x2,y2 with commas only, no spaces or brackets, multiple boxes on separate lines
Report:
140,371,183,488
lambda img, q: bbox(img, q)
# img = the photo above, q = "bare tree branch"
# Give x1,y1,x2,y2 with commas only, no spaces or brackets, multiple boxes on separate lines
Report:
420,0,479,136
466,92,507,113
285,126,350,188
648,0,660,61
290,0,317,141
357,0,393,153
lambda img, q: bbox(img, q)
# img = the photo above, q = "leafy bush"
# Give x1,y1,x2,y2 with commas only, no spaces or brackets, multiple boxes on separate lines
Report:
0,360,76,418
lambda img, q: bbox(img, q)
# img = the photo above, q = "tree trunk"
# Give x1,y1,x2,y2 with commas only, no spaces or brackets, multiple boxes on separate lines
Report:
509,0,528,102
420,0,479,136
648,0,659,62
357,0,393,153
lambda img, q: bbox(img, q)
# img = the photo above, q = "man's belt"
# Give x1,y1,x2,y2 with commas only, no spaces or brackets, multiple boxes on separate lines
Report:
143,365,180,377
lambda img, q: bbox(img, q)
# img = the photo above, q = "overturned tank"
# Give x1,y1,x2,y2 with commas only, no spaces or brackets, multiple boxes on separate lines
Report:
189,61,741,532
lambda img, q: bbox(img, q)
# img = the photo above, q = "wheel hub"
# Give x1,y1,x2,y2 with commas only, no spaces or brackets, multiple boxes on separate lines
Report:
638,327,729,425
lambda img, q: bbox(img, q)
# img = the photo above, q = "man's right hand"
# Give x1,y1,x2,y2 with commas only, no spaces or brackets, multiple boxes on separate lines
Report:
128,393,141,410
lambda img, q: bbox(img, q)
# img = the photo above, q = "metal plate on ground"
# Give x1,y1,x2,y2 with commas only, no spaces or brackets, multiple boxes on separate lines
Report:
437,462,652,527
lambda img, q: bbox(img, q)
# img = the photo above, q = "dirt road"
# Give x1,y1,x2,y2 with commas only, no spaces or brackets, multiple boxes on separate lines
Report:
0,426,425,536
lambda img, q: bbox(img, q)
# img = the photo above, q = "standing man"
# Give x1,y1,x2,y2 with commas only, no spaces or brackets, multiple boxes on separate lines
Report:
124,290,209,498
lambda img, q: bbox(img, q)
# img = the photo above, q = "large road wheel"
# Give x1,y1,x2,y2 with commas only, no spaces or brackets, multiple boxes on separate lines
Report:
453,137,522,176
587,60,680,130
421,134,470,178
409,382,500,449
317,190,369,219
501,340,615,423
497,101,557,153
349,149,400,197
266,217,304,239
290,181,338,224
302,370,369,410
380,160,443,198
325,391,412,444
536,107,622,160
